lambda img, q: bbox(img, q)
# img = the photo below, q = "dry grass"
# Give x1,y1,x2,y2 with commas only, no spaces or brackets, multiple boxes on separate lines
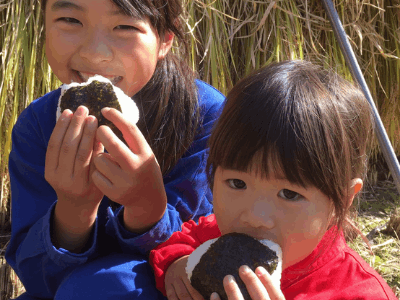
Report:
0,257,25,300
348,180,400,299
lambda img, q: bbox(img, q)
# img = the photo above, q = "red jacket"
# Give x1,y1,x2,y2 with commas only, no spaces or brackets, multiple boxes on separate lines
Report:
150,214,397,300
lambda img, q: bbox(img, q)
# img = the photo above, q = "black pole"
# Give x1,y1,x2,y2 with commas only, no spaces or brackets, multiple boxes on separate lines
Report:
321,0,400,193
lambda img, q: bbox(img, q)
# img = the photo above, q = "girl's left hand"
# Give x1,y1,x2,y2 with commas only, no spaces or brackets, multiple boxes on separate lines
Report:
92,107,167,234
210,266,285,300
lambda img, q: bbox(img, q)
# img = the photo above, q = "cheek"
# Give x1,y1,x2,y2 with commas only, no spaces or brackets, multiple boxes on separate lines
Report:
45,38,62,75
212,193,224,221
304,217,325,239
212,187,234,234
301,201,332,239
47,28,78,54
45,30,74,70
121,54,158,97
213,202,228,234
283,208,327,242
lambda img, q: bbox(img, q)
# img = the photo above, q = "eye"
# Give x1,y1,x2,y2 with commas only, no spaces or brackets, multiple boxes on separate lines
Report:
278,189,303,201
57,17,82,25
115,25,138,31
227,179,247,190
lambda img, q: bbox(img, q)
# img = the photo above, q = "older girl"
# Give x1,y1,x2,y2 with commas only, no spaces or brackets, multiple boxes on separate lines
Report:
5,0,224,299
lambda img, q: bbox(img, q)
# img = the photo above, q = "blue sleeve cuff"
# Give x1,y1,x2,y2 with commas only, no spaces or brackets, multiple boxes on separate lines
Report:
105,205,182,256
42,202,99,267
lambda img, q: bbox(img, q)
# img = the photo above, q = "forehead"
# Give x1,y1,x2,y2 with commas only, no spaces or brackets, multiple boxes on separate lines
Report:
46,0,132,17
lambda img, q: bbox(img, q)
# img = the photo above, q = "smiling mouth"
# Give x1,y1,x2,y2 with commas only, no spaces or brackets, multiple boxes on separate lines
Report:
74,70,123,86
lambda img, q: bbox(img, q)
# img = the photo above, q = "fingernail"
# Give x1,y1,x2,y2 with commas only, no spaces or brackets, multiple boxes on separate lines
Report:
61,110,72,120
101,107,110,114
226,275,235,283
76,106,87,116
256,266,267,277
87,116,97,126
210,292,219,300
241,265,251,274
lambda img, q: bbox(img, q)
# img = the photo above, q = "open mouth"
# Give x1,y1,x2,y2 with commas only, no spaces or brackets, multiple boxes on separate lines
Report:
74,70,123,86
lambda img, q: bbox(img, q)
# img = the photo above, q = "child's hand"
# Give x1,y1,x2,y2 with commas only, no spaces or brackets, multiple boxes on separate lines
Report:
45,106,104,208
93,107,167,233
45,106,105,252
210,266,285,300
165,255,205,300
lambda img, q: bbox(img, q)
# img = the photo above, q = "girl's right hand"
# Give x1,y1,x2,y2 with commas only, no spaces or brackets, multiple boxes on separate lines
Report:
165,255,205,300
45,106,104,252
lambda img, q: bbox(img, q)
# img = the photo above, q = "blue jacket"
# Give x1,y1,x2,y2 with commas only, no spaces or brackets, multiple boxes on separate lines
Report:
5,80,225,298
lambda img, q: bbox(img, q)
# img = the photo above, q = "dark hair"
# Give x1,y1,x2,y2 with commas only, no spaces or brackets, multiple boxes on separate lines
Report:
207,60,374,232
41,0,200,175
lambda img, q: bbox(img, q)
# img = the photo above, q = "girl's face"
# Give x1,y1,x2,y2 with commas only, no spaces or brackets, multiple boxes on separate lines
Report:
45,0,173,97
213,166,334,270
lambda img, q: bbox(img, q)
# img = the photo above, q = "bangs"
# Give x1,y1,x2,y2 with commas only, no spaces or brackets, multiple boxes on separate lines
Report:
111,0,184,39
111,0,155,20
208,83,319,189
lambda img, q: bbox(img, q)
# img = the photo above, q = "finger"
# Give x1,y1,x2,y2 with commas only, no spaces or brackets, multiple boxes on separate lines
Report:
223,275,244,300
210,293,221,300
73,116,98,181
58,106,89,175
96,124,136,171
46,109,73,174
255,267,285,300
238,266,270,300
101,107,150,155
92,152,126,190
93,152,122,178
172,278,197,300
182,277,205,300
91,167,113,193
89,138,104,181
165,283,179,300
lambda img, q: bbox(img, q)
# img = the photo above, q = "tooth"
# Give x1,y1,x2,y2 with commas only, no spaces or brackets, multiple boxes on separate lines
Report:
78,72,120,84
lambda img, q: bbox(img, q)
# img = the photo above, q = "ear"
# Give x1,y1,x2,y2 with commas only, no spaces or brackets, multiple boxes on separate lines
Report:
347,178,363,208
158,32,174,60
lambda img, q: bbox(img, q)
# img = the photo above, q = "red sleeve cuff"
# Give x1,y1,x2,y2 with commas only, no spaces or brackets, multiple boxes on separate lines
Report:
150,244,197,295
149,215,220,296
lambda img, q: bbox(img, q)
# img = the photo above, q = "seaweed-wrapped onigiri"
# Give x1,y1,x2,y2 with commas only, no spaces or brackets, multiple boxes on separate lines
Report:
56,75,139,143
186,233,282,300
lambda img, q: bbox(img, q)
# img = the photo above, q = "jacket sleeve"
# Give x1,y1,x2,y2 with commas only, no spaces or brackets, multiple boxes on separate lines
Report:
149,214,221,296
104,81,225,255
5,92,102,298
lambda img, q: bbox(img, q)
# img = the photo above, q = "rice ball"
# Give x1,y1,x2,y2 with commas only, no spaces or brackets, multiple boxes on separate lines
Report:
56,75,139,143
186,233,282,300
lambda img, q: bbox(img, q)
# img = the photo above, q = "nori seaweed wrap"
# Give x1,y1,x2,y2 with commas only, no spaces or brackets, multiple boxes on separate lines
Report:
56,75,139,143
186,233,282,300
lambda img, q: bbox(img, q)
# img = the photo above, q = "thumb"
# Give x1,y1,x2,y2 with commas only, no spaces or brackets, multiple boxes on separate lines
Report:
210,292,221,300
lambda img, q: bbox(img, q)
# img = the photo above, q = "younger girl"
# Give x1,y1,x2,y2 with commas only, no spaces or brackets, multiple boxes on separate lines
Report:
5,0,224,299
150,60,398,300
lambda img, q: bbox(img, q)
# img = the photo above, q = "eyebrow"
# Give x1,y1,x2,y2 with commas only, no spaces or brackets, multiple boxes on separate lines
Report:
51,1,84,12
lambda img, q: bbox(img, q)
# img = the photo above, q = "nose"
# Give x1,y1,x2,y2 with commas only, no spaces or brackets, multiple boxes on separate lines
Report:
79,30,113,64
240,198,275,229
